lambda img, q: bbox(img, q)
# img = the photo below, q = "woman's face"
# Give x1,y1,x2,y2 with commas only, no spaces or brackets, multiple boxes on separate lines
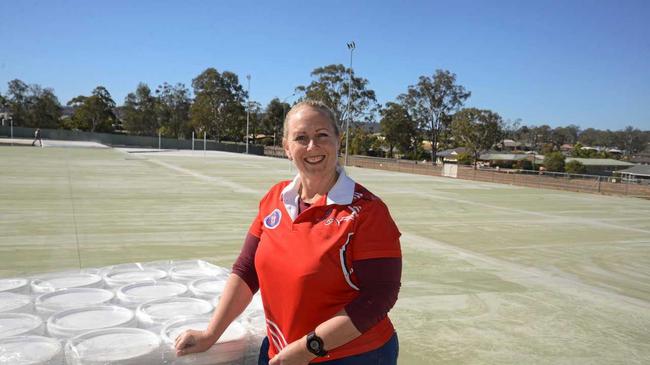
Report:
284,107,340,179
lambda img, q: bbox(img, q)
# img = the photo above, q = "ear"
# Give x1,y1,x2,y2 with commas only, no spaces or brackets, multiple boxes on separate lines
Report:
283,140,292,161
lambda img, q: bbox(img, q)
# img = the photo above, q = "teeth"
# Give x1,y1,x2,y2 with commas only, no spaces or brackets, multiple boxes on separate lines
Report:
305,156,325,163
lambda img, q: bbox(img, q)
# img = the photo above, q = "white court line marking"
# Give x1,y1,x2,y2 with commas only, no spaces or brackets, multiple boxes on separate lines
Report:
401,190,650,235
402,232,650,310
146,158,264,195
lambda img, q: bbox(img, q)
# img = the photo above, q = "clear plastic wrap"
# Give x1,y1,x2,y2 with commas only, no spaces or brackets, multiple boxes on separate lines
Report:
46,305,136,339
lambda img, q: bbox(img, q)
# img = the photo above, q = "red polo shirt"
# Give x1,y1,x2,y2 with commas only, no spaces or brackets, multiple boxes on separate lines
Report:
249,170,402,362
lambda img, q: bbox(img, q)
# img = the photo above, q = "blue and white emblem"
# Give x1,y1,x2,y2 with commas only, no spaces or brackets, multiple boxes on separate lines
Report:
263,209,282,229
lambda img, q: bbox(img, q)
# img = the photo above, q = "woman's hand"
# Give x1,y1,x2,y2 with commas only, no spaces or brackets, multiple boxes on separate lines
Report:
174,329,216,356
269,337,317,365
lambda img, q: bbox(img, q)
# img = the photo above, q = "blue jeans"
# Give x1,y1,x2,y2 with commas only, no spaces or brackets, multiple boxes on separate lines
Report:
258,333,399,365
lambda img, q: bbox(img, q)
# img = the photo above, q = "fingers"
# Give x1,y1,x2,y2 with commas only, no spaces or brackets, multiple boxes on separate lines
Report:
175,331,197,356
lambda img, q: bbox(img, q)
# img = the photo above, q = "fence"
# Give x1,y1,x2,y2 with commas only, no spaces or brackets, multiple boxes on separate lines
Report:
0,126,265,155
264,147,650,199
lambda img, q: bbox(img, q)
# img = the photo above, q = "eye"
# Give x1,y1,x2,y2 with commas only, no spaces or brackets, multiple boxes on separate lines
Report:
294,135,308,143
317,133,329,138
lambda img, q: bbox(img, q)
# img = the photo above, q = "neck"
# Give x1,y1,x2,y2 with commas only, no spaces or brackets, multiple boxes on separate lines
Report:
299,170,339,203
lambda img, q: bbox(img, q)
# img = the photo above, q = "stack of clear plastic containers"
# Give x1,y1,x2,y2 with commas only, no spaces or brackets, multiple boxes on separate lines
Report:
0,260,264,365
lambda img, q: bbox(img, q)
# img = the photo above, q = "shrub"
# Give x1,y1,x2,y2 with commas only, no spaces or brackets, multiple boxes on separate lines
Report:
543,152,566,172
565,160,587,174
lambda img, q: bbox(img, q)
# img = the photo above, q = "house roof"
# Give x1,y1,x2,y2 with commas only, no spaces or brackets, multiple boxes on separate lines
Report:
615,165,650,177
437,147,467,157
479,153,541,162
566,158,635,167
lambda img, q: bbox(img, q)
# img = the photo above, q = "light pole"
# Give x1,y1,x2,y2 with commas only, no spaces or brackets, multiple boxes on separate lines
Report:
246,74,251,154
344,41,355,166
277,93,296,148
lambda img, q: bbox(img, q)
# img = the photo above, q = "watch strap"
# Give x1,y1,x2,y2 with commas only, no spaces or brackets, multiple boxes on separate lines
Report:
306,331,328,357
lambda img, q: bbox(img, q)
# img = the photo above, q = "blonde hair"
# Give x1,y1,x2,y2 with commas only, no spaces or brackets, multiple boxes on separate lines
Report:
283,100,340,142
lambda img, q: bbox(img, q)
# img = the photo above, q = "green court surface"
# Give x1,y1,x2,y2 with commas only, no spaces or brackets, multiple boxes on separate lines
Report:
1,145,649,364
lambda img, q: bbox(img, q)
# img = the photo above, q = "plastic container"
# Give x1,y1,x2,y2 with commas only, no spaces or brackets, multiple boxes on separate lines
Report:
0,313,44,339
30,272,103,294
116,281,187,309
46,305,136,339
189,278,227,301
0,278,29,295
103,267,167,288
136,297,212,331
168,260,229,283
0,292,33,314
34,288,114,319
0,335,63,365
161,317,248,365
64,327,162,365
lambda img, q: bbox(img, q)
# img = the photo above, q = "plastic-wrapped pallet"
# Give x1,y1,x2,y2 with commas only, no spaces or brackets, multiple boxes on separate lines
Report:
161,316,248,365
34,288,115,319
0,292,33,314
64,327,163,365
30,272,103,294
136,297,213,331
0,335,64,365
116,280,188,309
0,278,30,295
0,313,45,338
46,305,136,339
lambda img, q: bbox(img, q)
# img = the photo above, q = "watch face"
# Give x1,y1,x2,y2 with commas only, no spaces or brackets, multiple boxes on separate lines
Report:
309,339,321,351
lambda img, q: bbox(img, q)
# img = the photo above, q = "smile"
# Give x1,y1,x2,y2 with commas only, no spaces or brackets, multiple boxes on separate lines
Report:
304,155,326,164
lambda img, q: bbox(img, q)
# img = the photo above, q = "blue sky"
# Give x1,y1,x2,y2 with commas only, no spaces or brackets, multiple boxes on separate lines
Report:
1,0,648,130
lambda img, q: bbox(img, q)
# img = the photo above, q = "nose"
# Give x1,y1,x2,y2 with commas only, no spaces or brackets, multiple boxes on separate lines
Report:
307,138,317,150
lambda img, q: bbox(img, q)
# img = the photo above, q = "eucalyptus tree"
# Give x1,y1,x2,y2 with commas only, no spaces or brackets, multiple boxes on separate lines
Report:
452,108,503,168
66,86,116,132
399,70,470,164
155,82,191,138
190,68,246,142
294,64,379,129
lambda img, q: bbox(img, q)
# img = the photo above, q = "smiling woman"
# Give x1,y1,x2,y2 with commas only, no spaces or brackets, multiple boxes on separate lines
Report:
175,100,402,365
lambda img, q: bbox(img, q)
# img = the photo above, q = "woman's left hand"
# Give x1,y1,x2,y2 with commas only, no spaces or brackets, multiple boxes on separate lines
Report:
268,338,317,365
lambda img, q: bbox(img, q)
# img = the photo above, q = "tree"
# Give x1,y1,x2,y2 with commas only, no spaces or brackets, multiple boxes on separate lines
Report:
451,108,503,168
618,126,646,157
155,82,191,138
295,64,379,130
122,83,158,136
261,98,291,146
399,70,471,164
66,86,116,132
543,152,566,172
190,68,246,142
3,79,62,128
379,102,417,158
565,160,586,174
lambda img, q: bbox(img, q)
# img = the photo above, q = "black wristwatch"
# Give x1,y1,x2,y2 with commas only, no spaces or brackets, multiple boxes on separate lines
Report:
306,331,328,357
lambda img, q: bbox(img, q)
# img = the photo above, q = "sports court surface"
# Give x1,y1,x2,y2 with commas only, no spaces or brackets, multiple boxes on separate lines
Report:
1,141,649,364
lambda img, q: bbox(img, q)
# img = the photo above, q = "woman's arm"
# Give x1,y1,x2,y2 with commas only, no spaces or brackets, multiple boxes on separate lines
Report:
175,273,253,356
175,233,261,356
269,257,402,365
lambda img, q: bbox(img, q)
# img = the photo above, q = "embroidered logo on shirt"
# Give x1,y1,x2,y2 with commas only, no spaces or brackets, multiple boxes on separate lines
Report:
263,209,282,229
324,205,362,226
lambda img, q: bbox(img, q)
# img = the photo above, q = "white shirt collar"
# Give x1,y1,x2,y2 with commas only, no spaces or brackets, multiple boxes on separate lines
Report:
280,166,356,221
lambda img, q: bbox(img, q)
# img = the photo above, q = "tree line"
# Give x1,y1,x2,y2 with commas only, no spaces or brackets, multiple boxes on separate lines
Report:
1,66,648,162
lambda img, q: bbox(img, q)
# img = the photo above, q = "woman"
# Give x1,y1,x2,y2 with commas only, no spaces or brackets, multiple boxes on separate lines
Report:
175,100,402,364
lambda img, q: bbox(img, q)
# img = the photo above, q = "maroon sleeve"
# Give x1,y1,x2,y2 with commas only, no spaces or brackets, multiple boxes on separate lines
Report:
344,257,402,333
231,233,261,294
